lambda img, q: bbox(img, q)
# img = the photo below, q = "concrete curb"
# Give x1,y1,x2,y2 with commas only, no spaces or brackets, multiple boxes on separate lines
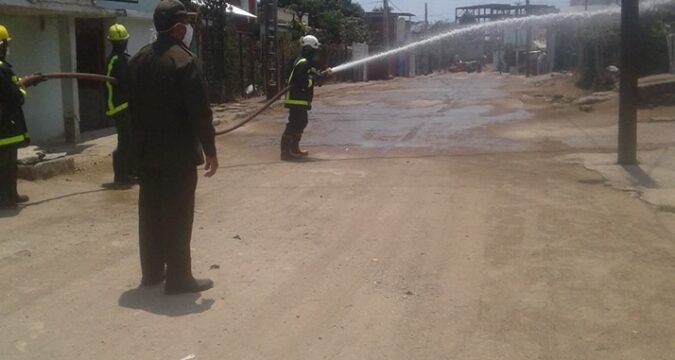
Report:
18,157,76,181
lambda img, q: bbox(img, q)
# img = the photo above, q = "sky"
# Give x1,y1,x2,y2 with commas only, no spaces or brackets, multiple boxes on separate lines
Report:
353,0,573,22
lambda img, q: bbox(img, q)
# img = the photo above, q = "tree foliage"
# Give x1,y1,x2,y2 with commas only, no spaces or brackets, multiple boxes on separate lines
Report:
192,0,241,100
278,0,369,45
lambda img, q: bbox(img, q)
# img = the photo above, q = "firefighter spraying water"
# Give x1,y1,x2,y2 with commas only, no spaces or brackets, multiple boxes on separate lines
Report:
280,35,332,161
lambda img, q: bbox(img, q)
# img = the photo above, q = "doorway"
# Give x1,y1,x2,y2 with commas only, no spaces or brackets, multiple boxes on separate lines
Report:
75,18,109,132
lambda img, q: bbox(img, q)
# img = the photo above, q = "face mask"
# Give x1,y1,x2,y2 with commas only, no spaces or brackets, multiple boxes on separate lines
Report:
182,24,194,48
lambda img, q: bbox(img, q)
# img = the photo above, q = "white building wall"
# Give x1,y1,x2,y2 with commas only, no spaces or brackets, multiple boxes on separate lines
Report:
396,17,406,45
0,15,69,142
503,28,528,47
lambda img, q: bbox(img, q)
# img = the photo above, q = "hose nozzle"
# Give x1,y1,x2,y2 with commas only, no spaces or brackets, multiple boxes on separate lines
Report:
321,67,333,77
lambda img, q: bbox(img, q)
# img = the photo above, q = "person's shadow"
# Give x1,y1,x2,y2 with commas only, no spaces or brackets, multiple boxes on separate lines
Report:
0,206,22,218
118,285,215,317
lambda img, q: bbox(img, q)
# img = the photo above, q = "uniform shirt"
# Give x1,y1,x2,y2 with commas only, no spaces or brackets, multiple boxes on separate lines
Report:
128,35,216,169
0,60,29,148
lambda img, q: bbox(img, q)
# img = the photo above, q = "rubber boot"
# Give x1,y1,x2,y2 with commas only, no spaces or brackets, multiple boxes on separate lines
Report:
280,134,303,161
9,157,28,203
165,277,214,295
113,151,137,185
292,133,309,157
0,170,15,209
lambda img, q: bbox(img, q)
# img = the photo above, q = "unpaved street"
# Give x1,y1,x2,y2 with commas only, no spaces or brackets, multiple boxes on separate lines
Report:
2,73,675,359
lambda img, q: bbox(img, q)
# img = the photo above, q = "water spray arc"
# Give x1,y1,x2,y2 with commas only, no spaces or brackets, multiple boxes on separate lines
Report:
216,0,672,139
332,0,668,74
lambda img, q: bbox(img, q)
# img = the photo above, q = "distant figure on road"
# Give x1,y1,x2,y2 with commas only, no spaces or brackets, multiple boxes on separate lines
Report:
128,0,218,295
281,35,331,161
105,23,136,186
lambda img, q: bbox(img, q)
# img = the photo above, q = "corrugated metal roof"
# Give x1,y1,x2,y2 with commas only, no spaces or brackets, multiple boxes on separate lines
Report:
0,0,115,17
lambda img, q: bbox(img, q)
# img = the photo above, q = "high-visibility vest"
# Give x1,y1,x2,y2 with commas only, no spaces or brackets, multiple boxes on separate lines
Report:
284,58,314,107
0,60,29,147
105,55,129,116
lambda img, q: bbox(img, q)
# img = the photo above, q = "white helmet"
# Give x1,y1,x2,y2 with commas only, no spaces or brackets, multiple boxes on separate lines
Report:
300,35,320,49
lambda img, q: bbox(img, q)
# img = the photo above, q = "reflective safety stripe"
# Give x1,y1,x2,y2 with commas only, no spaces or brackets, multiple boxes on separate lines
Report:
284,58,311,106
0,133,27,147
105,55,128,116
308,66,316,88
284,99,309,106
10,74,27,97
106,102,128,116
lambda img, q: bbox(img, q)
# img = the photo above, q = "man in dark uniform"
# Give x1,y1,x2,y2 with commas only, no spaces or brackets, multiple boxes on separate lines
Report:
281,35,331,161
128,0,218,295
105,23,136,185
0,25,32,209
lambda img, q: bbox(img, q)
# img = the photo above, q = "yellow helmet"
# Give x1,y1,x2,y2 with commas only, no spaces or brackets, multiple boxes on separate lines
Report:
0,25,10,42
107,24,130,41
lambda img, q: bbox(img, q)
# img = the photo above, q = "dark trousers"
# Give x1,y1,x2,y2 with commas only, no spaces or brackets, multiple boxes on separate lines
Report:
284,107,309,135
138,166,198,286
112,111,135,181
0,146,18,202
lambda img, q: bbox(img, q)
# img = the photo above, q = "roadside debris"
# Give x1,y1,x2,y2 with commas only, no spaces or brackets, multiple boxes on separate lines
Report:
646,116,675,122
573,92,615,106
579,104,594,112
17,146,67,166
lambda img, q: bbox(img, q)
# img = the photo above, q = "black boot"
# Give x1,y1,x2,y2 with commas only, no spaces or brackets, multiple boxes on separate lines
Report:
0,180,17,209
292,133,309,157
141,274,166,286
165,277,214,295
9,158,28,203
113,150,136,185
0,180,15,209
280,134,303,161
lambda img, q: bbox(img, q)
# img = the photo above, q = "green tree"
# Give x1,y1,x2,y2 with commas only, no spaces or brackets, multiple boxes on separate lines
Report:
279,0,368,45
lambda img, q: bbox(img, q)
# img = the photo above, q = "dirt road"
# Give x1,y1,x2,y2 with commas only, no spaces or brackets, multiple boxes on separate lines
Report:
2,73,675,359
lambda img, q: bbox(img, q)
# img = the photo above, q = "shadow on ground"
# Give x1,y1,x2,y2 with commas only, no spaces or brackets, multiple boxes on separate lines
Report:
118,286,215,317
622,165,659,188
0,206,22,218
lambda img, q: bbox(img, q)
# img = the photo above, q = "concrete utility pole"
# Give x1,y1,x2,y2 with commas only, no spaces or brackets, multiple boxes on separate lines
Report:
383,0,390,50
262,0,279,99
525,0,531,77
617,0,640,164
383,0,390,78
425,3,430,75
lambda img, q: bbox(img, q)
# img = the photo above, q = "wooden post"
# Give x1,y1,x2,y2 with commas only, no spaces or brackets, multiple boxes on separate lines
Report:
617,0,640,164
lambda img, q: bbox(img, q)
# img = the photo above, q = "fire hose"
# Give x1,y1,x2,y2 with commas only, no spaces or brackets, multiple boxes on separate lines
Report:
215,85,290,136
16,71,282,136
17,72,117,88
17,70,330,137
